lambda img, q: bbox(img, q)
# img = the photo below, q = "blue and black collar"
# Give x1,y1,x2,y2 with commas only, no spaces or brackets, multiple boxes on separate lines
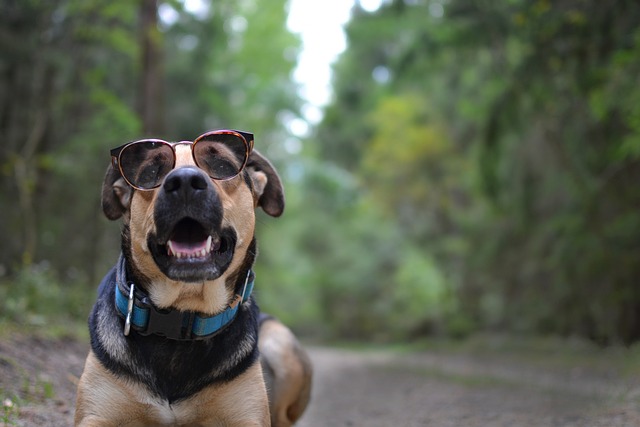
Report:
113,255,254,341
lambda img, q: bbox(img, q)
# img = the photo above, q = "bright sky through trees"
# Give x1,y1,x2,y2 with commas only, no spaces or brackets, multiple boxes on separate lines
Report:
287,0,383,123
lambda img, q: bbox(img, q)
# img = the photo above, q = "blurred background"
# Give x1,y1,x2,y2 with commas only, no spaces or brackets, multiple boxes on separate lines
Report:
1,0,640,346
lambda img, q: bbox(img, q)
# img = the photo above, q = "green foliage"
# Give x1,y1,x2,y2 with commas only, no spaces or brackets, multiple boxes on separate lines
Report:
3,0,640,345
162,0,299,145
389,247,449,336
310,0,640,344
0,263,92,337
257,158,456,341
2,397,18,426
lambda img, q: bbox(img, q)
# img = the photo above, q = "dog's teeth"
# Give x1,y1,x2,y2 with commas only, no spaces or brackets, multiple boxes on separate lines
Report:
167,238,212,259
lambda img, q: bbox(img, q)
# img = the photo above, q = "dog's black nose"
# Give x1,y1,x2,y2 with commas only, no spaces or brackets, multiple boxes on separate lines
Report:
163,167,209,195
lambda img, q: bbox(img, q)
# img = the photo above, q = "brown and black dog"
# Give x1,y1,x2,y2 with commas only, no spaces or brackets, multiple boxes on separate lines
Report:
75,131,311,426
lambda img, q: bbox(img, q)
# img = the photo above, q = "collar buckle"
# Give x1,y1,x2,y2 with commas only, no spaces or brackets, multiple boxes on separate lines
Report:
139,303,195,340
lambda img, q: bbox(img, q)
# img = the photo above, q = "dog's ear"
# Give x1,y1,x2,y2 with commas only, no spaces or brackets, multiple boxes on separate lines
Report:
246,150,285,217
101,164,133,220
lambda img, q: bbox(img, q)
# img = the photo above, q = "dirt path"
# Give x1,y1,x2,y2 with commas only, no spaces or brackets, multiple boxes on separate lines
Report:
0,336,87,426
296,346,640,427
1,335,639,426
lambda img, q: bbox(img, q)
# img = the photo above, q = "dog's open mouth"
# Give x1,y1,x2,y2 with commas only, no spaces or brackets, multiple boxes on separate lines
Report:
150,218,236,282
166,219,220,259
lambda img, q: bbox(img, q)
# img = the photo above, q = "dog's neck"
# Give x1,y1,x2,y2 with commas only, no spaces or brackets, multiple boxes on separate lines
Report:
114,254,255,341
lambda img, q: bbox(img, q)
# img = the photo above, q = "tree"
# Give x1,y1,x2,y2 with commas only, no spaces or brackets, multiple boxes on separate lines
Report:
310,0,640,343
139,0,165,134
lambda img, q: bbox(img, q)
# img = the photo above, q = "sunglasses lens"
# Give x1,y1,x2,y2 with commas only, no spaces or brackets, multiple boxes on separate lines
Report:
119,141,174,189
193,133,248,180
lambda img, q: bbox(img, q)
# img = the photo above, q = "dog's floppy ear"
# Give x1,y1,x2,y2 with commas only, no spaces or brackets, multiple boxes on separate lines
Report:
246,150,285,217
101,164,133,220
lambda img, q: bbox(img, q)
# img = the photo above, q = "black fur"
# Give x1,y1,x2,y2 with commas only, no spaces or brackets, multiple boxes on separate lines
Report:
88,239,261,404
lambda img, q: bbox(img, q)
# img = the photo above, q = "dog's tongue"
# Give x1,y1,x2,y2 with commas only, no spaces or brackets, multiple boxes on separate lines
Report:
167,235,218,259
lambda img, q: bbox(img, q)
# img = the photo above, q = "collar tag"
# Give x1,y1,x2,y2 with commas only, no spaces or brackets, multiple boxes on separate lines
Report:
229,293,243,310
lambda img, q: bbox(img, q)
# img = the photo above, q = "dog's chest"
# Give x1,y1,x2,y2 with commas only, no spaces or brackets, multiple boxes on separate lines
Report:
124,391,210,426
121,362,268,426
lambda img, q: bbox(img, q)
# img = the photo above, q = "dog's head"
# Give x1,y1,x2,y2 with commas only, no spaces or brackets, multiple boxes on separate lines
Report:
101,135,283,313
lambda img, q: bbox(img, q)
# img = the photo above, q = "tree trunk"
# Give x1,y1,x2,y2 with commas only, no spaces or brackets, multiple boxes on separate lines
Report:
138,0,164,135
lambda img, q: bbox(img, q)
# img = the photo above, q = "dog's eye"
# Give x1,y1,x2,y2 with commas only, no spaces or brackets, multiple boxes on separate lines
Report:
120,142,174,189
136,152,172,185
194,141,244,180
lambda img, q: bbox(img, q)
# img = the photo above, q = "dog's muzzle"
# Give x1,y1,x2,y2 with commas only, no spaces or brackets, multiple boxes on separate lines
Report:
148,167,236,282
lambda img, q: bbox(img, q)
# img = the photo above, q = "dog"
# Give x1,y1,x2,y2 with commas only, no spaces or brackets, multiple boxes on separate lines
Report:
75,130,312,426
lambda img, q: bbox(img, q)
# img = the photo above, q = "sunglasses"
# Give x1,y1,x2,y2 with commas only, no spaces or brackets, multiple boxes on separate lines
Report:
110,130,254,190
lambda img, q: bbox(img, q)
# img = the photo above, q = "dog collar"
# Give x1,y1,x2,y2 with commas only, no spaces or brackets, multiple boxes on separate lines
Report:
113,256,254,341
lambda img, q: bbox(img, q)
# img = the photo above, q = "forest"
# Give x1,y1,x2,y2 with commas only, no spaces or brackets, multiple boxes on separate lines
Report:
1,0,640,346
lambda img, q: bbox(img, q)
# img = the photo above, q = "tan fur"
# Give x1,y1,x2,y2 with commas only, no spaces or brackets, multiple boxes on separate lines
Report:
75,352,269,426
260,319,312,427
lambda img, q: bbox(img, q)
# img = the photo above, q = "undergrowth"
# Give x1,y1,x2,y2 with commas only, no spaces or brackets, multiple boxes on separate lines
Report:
0,263,93,339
